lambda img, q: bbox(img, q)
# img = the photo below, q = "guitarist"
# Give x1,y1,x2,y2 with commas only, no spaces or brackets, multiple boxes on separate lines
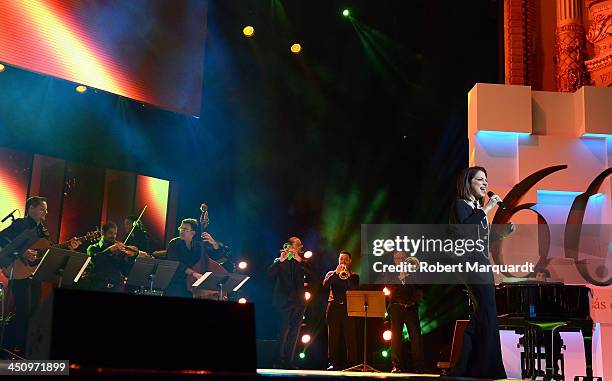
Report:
0,196,81,351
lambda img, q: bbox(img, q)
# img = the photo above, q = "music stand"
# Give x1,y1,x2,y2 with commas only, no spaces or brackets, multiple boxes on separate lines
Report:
192,273,250,301
344,290,386,372
126,257,178,295
31,248,89,288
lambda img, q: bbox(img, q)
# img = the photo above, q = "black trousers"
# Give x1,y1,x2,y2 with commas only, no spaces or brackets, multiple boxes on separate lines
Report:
389,303,425,371
8,278,41,349
326,302,357,367
277,304,304,367
450,283,507,379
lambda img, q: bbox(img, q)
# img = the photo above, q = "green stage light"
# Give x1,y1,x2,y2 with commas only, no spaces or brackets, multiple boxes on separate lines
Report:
299,352,306,359
342,9,350,17
381,350,388,358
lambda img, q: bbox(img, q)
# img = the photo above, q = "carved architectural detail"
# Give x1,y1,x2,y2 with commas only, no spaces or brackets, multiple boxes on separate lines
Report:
554,0,590,92
504,0,537,85
585,0,612,86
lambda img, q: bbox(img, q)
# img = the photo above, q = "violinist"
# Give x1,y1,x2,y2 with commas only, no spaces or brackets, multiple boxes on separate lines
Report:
85,221,139,292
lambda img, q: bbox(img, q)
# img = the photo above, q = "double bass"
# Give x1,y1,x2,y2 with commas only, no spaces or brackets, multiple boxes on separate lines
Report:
186,203,228,299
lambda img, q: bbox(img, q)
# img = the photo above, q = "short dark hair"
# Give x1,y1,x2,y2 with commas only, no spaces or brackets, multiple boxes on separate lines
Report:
25,196,47,214
534,267,551,278
102,221,118,233
456,166,488,206
287,236,302,245
339,250,351,259
181,218,199,232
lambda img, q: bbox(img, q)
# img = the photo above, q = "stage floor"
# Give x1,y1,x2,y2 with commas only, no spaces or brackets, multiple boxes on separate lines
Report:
63,368,516,381
258,369,515,380
259,368,442,378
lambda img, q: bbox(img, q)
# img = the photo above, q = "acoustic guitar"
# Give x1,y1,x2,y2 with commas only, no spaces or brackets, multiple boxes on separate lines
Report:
1,230,100,280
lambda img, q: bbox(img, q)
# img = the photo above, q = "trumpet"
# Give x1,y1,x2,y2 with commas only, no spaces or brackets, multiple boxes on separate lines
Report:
283,242,294,260
405,255,420,268
399,256,420,284
338,264,350,280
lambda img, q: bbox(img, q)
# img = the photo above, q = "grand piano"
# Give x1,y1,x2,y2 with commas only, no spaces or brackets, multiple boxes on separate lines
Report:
496,283,603,381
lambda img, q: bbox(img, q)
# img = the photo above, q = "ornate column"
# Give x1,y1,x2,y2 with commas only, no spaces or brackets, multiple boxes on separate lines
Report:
585,0,612,86
504,0,537,85
553,0,590,91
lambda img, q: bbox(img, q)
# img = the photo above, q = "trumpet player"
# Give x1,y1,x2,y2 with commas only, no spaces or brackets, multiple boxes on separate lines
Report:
387,250,425,373
323,250,359,370
268,237,311,369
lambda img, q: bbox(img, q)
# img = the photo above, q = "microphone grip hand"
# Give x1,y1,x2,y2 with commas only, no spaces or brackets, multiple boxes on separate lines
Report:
486,191,506,211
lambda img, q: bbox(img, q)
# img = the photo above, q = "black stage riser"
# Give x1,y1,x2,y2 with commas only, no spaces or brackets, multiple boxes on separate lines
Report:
26,288,257,372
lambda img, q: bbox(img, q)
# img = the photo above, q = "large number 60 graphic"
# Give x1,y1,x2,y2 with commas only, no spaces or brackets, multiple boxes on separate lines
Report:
489,165,612,286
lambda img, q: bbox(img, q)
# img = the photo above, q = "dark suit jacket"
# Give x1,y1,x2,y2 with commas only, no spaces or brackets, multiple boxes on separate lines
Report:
268,258,311,309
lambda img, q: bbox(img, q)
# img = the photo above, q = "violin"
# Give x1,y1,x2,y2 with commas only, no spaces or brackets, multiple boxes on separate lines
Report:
109,241,149,257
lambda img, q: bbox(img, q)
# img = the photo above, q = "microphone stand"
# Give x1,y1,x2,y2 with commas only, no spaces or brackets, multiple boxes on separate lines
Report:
1,209,18,225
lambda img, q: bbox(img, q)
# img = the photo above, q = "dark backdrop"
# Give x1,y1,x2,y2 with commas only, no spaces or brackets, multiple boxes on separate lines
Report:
0,0,502,369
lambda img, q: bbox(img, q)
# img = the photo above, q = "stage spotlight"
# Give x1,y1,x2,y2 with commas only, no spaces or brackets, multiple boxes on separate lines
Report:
243,25,255,37
0,63,5,73
291,43,302,54
383,287,391,296
299,352,306,359
238,298,247,304
304,291,312,301
301,334,311,344
381,350,389,358
76,85,87,93
383,330,392,341
303,250,313,259
238,261,248,270
342,9,350,17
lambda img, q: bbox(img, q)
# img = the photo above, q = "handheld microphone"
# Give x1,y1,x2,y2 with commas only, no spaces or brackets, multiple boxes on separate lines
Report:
1,209,18,223
487,191,506,210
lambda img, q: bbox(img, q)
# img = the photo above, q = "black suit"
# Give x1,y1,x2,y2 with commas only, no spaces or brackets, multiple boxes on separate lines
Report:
165,238,207,298
0,216,49,350
387,278,425,372
448,199,506,379
268,258,310,368
323,272,359,368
